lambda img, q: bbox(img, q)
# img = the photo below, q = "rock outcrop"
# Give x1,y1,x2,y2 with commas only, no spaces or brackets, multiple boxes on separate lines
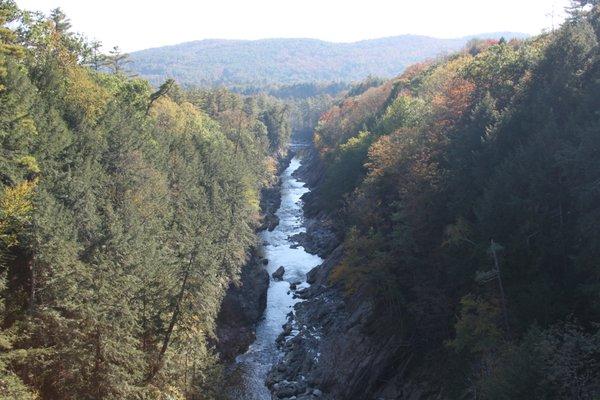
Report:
215,251,269,360
272,266,285,281
268,145,434,399
216,152,293,361
268,241,435,399
260,152,294,231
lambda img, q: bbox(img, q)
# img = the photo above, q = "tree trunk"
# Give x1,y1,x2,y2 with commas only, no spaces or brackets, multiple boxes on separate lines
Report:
147,250,196,382
490,239,510,337
28,258,35,313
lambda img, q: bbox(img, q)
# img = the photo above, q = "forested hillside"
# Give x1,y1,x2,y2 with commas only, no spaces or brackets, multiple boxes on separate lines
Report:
128,34,527,87
0,2,290,399
304,2,600,397
3,0,600,399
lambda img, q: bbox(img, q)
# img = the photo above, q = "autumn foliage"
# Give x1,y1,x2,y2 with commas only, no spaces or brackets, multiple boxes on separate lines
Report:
312,7,600,397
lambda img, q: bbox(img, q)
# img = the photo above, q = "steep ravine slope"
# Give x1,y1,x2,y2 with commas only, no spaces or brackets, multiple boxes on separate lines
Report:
265,147,428,400
216,153,293,360
215,251,270,360
267,8,600,398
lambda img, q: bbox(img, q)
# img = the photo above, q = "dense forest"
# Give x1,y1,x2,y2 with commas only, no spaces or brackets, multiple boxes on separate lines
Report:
305,1,600,397
127,34,527,87
2,0,600,399
234,82,350,140
0,2,290,399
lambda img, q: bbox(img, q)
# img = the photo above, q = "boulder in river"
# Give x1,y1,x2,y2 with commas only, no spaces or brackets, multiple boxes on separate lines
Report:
272,266,285,281
295,287,310,299
272,380,306,398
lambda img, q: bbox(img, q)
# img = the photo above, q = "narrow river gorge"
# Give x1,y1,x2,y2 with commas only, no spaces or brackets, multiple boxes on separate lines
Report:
225,154,323,399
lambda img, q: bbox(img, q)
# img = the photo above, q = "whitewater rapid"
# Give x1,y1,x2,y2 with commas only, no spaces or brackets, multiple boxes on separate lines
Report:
225,155,322,399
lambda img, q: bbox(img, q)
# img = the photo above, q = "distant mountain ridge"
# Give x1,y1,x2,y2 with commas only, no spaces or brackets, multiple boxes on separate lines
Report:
129,32,529,87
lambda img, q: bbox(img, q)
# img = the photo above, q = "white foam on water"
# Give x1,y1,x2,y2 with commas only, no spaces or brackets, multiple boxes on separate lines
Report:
225,156,322,400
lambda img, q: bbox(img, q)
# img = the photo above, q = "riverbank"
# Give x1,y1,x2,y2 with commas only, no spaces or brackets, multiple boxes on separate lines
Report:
221,149,323,399
215,152,293,361
266,146,432,400
264,146,341,400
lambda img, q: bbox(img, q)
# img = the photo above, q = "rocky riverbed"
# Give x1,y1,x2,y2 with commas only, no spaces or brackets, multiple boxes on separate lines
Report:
264,246,343,400
262,147,342,400
215,152,292,360
221,151,323,399
264,146,431,400
221,145,427,399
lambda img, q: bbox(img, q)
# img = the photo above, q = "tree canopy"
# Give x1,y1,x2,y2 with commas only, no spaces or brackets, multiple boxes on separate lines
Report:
0,2,290,398
310,5,600,397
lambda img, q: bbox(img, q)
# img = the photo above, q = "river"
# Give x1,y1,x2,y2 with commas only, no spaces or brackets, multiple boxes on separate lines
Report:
225,154,323,399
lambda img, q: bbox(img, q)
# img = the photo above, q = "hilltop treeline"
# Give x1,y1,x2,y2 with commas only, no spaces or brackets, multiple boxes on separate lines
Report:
310,2,600,398
127,34,528,87
0,2,289,399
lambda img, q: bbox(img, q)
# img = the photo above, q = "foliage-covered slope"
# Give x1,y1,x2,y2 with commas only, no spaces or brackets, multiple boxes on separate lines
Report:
0,3,290,399
129,33,527,87
308,4,600,398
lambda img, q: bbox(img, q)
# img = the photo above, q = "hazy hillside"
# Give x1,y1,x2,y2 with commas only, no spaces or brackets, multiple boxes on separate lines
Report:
129,33,527,86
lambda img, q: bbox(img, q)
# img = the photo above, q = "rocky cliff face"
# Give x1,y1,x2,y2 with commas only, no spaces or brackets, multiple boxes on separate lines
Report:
267,147,436,400
215,153,293,360
215,251,270,360
267,247,436,399
289,147,338,258
291,145,325,218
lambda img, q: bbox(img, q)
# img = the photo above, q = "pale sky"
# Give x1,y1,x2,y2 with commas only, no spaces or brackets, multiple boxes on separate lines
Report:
16,0,571,52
